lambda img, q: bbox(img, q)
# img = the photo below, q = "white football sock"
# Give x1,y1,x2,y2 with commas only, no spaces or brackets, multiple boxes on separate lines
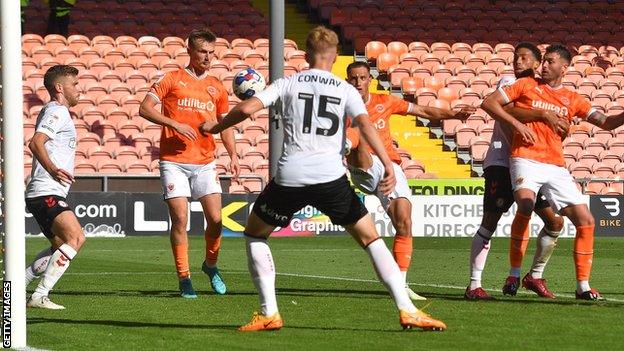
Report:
401,270,408,286
26,247,54,287
32,244,77,298
365,239,416,313
245,235,278,316
530,228,560,279
469,227,493,290
577,280,590,293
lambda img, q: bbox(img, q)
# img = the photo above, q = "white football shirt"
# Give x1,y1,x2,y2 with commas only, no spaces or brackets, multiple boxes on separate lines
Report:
483,75,516,169
255,69,368,186
26,101,77,198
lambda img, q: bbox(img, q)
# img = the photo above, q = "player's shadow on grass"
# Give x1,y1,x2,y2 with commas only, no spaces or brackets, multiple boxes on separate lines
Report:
27,317,234,330
276,287,390,299
27,318,405,333
423,292,624,307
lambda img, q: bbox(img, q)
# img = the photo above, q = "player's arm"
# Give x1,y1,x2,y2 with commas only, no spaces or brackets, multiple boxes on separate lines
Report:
219,121,240,176
201,97,264,134
586,110,624,130
139,94,197,140
355,114,396,195
408,104,475,121
28,133,74,185
505,105,569,138
481,90,536,145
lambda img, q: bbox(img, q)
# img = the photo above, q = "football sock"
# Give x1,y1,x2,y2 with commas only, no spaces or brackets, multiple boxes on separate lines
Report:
530,228,560,279
204,233,222,268
25,246,54,286
246,235,278,316
392,235,412,274
509,213,531,277
32,244,76,298
172,243,190,279
574,225,594,290
365,238,416,313
469,226,493,290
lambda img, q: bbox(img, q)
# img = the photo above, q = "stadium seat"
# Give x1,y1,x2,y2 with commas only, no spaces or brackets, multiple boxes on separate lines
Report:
98,159,125,174
376,52,399,73
365,41,387,62
592,162,616,178
74,160,98,174
583,137,607,154
568,161,592,178
470,137,490,162
126,160,152,174
455,124,478,149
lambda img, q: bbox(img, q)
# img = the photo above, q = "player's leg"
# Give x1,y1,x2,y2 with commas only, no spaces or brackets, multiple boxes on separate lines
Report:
315,176,445,331
28,206,85,310
522,193,563,299
161,162,196,298
239,180,301,331
505,158,543,295
466,166,512,300
559,204,602,300
25,235,62,287
544,166,602,300
193,163,227,294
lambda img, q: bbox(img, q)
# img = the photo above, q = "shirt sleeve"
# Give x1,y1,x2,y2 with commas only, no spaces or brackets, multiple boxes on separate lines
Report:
388,95,411,115
36,106,70,140
500,77,530,104
571,93,595,120
496,76,516,90
255,77,286,108
345,85,368,122
147,71,174,103
216,82,230,117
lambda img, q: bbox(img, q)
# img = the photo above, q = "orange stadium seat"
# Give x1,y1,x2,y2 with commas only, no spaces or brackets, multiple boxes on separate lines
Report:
416,87,437,106
387,41,409,58
75,160,98,174
376,52,399,73
126,160,152,174
455,124,478,149
365,41,387,62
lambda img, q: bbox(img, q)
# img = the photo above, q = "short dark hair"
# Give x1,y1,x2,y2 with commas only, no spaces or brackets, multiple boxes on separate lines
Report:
545,43,572,63
43,65,78,95
346,61,371,75
515,42,542,62
187,28,217,49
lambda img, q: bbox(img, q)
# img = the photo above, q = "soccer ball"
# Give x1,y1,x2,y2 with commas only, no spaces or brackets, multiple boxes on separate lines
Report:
232,68,266,100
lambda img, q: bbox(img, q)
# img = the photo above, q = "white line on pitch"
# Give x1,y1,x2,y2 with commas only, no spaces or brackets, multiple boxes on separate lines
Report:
63,270,624,303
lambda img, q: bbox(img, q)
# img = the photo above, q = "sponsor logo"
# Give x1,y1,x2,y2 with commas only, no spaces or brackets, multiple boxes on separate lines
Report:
515,177,524,185
207,86,217,95
75,204,117,218
44,196,57,208
560,96,570,105
531,100,569,117
58,200,68,208
375,104,384,112
600,198,620,217
177,97,215,112
259,204,288,223
374,118,386,129
179,81,187,87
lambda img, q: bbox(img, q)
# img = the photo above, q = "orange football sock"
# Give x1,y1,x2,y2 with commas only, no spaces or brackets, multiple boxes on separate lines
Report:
172,243,190,279
392,235,413,272
205,234,222,267
573,225,595,281
509,213,531,272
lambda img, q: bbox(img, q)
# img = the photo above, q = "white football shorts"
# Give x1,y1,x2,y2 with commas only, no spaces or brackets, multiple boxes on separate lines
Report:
349,154,411,210
160,160,222,200
509,157,586,212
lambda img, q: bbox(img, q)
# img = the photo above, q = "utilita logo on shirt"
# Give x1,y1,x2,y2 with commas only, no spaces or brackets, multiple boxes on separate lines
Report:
177,97,215,112
531,100,569,117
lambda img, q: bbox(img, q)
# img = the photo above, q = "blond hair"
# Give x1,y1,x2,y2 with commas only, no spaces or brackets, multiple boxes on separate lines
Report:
306,26,339,55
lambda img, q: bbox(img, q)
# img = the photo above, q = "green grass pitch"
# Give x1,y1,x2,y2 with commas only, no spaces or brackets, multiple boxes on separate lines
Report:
25,236,624,350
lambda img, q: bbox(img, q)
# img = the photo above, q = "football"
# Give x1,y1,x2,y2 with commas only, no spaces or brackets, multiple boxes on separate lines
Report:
232,68,266,100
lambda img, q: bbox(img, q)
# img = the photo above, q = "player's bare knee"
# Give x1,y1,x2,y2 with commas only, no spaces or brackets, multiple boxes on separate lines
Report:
547,216,564,232
393,217,411,236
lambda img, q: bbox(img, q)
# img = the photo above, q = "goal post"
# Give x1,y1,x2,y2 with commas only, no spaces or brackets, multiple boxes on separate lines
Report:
1,0,27,348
